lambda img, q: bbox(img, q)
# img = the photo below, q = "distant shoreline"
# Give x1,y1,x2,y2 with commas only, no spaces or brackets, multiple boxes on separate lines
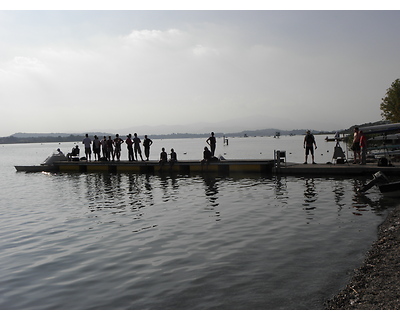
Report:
0,129,335,145
3,120,387,145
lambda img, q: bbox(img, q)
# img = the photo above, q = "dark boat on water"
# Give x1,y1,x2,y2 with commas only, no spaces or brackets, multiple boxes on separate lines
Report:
358,171,400,197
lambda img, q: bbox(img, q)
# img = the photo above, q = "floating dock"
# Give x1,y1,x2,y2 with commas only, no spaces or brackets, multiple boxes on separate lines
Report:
15,159,400,176
273,162,400,176
22,159,276,174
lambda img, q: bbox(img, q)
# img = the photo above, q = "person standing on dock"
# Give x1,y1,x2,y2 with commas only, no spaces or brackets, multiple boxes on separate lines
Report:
359,130,367,165
143,135,153,161
206,132,217,156
126,134,134,161
82,134,92,161
114,134,124,161
101,136,107,159
303,130,317,164
352,127,361,164
92,135,101,161
133,133,144,161
106,136,114,161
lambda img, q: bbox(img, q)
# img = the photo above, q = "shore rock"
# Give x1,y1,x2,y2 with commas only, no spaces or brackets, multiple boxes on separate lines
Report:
325,205,400,309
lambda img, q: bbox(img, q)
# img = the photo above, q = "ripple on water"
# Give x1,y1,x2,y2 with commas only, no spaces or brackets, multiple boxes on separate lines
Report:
0,169,394,309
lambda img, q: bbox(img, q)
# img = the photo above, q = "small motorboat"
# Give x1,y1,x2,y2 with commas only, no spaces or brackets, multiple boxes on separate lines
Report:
15,149,68,173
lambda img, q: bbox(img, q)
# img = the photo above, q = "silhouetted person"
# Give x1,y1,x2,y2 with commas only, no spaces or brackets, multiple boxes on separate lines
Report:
93,135,101,161
206,132,216,156
67,145,80,160
352,127,361,164
133,133,144,161
82,134,92,161
303,130,317,164
159,147,168,169
202,146,212,164
143,135,153,161
106,136,114,161
126,134,134,161
101,136,107,159
169,148,177,165
114,134,124,161
360,130,367,165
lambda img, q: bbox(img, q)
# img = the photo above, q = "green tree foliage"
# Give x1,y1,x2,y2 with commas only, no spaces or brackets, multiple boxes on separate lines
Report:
380,78,400,122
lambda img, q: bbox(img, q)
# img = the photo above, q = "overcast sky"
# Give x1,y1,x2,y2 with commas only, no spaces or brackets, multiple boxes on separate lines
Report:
1,7,400,136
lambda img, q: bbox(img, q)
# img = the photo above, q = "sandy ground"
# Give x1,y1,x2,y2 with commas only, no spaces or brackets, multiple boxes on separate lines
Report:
325,205,400,309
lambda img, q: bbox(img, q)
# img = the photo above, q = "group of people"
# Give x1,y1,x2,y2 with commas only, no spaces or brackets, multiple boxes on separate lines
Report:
303,127,368,165
158,148,178,167
81,133,153,162
63,128,375,167
78,132,219,164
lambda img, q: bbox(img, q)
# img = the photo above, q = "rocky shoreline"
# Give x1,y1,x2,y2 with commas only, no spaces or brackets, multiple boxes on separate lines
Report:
325,205,400,309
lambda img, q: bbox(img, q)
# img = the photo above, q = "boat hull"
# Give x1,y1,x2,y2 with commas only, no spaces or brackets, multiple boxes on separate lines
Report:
15,165,56,172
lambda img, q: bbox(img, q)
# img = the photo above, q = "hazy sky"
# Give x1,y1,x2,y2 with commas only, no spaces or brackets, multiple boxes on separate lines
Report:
1,8,400,136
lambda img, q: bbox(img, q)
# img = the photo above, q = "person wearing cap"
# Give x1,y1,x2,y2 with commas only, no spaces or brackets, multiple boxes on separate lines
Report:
303,130,317,164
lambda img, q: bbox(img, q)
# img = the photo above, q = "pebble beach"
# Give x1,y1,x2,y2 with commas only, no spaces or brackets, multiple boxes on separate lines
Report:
326,205,400,309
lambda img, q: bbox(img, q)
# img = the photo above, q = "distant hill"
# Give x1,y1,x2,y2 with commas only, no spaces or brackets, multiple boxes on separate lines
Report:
0,128,329,144
1,120,391,145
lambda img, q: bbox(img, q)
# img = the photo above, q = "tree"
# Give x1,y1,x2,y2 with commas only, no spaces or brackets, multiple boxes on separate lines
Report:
380,78,400,123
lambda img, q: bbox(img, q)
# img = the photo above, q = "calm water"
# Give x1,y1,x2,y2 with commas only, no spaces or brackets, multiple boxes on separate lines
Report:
1,136,398,309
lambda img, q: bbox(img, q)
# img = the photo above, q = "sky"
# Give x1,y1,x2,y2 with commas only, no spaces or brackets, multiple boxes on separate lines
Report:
1,4,400,136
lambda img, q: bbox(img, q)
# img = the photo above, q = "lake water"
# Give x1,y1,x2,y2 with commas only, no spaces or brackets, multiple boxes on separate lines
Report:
1,135,398,309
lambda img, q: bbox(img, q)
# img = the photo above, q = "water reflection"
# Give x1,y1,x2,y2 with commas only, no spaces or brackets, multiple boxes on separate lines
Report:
202,175,220,221
273,176,289,202
159,173,180,203
82,173,156,216
303,178,317,213
331,179,346,212
61,172,395,227
127,174,154,211
331,176,397,217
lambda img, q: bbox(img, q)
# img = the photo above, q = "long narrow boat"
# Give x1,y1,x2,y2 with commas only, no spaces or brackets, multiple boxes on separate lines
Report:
359,122,400,134
15,164,57,172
